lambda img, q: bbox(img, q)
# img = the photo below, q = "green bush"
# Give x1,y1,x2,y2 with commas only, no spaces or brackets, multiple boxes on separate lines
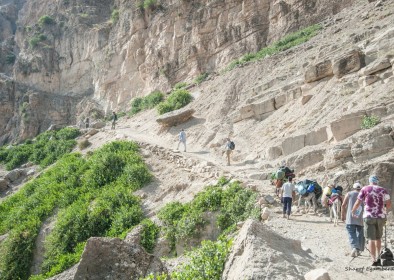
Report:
111,9,119,23
143,0,157,10
194,73,209,85
78,139,91,150
157,89,193,115
157,180,258,249
143,238,232,280
140,219,160,253
29,33,47,48
39,15,56,27
0,141,151,279
225,24,322,72
174,82,188,89
129,91,164,115
361,115,380,129
5,53,16,65
0,127,80,170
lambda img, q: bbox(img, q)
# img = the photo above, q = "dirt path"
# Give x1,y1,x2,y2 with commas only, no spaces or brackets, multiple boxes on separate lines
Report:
85,118,394,279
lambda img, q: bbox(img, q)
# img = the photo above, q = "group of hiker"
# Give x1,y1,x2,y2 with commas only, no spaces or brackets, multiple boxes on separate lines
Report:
275,167,392,266
176,129,235,166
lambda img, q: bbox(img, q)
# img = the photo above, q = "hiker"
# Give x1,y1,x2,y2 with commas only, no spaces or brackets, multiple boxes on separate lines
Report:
85,117,90,129
341,182,365,257
111,111,117,130
281,177,296,219
224,138,233,166
352,175,391,266
177,129,186,152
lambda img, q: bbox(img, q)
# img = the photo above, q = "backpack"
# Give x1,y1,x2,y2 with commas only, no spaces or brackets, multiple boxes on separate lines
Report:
114,114,118,121
276,170,285,180
229,141,235,150
296,182,307,196
334,186,343,195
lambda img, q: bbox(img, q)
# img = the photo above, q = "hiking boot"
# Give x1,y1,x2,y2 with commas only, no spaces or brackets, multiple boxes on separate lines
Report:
287,214,290,220
372,259,381,266
357,249,361,256
283,214,286,218
351,248,358,257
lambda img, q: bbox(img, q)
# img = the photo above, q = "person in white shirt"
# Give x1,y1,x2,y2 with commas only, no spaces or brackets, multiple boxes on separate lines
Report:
281,177,296,219
177,129,186,152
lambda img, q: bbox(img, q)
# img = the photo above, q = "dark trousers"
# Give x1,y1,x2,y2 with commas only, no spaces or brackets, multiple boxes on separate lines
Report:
283,197,292,215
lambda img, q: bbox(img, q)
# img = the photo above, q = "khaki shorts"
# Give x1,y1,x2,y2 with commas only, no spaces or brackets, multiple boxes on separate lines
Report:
364,217,386,240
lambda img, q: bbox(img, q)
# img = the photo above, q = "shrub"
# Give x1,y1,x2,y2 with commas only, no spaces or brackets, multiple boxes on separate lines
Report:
129,91,164,115
157,180,258,249
194,72,209,85
139,219,160,253
38,15,55,27
143,0,157,10
361,115,380,129
5,53,16,65
224,24,322,72
0,140,150,279
111,9,119,23
157,89,193,115
29,33,47,48
174,82,188,89
78,139,91,150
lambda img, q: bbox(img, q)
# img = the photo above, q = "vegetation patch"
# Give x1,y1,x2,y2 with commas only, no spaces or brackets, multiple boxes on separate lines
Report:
157,179,259,250
0,127,80,170
29,33,47,48
156,89,193,115
224,24,322,72
130,90,164,115
111,9,119,23
361,115,380,129
143,237,232,280
38,15,56,27
0,141,152,280
194,72,209,85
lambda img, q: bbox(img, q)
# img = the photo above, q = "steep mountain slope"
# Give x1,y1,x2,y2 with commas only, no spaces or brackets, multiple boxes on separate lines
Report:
0,0,355,143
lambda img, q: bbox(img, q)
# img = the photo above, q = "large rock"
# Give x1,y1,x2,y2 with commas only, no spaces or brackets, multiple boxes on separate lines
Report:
238,98,276,121
5,169,25,182
0,178,9,192
304,60,333,83
266,146,283,160
90,121,106,129
332,49,365,78
305,268,331,280
360,57,392,76
282,134,305,156
156,108,195,127
324,144,352,169
289,148,325,172
305,127,328,146
49,237,167,280
351,126,394,163
327,111,366,141
222,220,314,280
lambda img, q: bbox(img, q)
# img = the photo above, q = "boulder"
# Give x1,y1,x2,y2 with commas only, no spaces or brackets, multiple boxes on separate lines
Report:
124,224,144,245
0,178,9,192
265,146,282,160
360,57,391,76
304,268,331,280
358,75,379,87
5,169,24,182
86,128,99,136
304,60,333,83
291,149,325,172
49,237,167,280
90,121,106,129
261,207,270,220
222,220,314,280
301,95,313,105
332,49,365,78
351,127,394,163
264,195,276,204
305,127,328,146
282,134,305,156
327,111,366,141
156,108,195,127
324,144,352,169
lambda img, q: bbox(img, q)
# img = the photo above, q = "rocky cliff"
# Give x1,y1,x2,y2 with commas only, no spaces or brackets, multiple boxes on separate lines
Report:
0,0,355,143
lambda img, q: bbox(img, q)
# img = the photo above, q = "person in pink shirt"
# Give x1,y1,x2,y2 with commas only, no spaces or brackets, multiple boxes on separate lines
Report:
352,175,391,266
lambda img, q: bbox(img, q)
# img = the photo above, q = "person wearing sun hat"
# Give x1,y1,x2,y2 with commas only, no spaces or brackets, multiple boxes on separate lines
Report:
352,175,391,266
341,181,364,257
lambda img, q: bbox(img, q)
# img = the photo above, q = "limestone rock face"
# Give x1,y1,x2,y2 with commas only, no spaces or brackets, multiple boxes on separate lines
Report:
222,219,314,280
0,0,356,143
332,49,365,78
49,237,167,280
305,60,333,83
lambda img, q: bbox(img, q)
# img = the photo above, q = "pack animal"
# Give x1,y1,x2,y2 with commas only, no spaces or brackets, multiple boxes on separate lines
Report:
329,193,343,226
